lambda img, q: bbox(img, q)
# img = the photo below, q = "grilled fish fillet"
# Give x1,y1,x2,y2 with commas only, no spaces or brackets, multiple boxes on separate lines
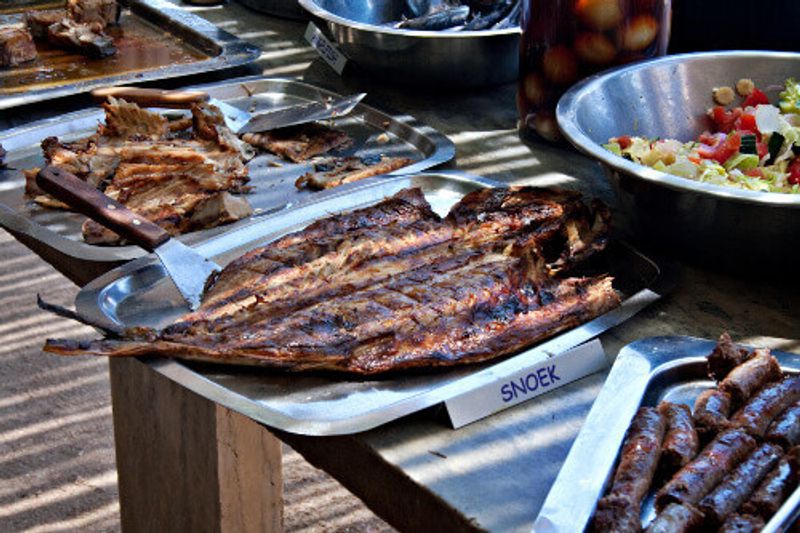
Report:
44,187,621,374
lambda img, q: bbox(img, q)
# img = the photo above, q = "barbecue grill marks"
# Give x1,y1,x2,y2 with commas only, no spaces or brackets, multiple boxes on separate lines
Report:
25,98,253,245
44,186,621,373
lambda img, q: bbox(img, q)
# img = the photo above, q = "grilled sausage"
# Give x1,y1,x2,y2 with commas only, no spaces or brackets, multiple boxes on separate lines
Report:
731,376,800,437
644,503,703,533
717,513,765,533
697,443,783,526
719,349,782,405
655,429,756,511
766,401,800,448
610,407,667,503
694,389,733,439
591,493,641,533
707,332,750,381
740,446,800,518
658,402,700,477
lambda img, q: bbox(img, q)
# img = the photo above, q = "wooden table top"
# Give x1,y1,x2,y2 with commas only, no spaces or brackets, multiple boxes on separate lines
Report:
2,2,798,531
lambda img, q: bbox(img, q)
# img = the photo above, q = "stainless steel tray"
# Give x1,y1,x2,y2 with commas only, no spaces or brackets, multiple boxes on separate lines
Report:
0,0,260,110
0,76,455,263
73,171,672,436
535,335,800,533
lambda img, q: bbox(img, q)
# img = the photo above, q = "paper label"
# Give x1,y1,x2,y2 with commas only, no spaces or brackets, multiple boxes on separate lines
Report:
304,23,348,75
445,339,608,428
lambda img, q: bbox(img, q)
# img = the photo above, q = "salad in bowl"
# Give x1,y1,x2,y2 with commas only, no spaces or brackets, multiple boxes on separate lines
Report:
604,78,800,194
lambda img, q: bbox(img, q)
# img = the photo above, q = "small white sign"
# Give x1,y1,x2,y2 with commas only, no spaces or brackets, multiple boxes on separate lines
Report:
445,339,608,428
304,23,348,75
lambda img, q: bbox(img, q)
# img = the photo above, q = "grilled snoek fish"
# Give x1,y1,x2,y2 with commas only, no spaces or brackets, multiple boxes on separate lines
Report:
44,186,621,374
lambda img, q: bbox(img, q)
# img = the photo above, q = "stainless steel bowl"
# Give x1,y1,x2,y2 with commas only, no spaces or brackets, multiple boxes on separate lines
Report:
298,0,520,87
557,51,800,268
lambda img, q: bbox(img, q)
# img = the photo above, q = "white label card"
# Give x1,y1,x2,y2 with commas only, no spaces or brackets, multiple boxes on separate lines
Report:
444,339,608,429
304,23,348,75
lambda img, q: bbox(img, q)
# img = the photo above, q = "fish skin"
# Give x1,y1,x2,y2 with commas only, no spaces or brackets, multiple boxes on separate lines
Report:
43,186,620,375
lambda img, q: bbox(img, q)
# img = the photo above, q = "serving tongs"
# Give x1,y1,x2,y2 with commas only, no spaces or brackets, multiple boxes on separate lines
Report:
36,166,218,311
91,87,366,134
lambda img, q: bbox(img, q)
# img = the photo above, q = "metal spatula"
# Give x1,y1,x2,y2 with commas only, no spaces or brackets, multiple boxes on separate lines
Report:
36,166,219,310
90,86,366,134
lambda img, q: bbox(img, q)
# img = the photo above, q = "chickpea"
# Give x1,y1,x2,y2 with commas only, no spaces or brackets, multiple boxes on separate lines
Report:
575,0,623,31
620,14,658,51
736,78,755,96
574,32,617,65
712,86,735,106
542,45,578,85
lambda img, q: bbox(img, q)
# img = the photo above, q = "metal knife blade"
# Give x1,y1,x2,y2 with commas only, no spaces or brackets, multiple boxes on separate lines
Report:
36,166,220,311
234,92,367,134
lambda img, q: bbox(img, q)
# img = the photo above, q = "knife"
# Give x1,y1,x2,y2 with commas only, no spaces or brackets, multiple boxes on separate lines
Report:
36,166,219,311
90,87,366,134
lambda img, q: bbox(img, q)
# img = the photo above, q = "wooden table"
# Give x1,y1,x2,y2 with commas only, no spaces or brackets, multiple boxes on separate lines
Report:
2,2,799,532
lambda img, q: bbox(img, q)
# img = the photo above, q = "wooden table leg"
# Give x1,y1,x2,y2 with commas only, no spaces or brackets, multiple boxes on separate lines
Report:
108,358,283,533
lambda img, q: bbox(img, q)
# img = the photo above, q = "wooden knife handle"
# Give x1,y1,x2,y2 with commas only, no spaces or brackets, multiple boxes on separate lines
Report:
91,87,210,109
36,166,170,252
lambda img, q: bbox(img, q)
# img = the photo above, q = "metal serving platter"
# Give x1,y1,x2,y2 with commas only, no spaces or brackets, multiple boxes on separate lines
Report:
0,76,455,262
0,0,260,110
74,171,672,436
535,336,800,533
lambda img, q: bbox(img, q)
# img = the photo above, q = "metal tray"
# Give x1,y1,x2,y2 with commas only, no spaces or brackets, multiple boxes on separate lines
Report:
0,76,455,263
535,336,800,533
0,0,260,110
73,171,672,436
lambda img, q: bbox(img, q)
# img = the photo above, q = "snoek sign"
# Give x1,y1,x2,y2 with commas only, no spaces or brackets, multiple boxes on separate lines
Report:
444,339,608,428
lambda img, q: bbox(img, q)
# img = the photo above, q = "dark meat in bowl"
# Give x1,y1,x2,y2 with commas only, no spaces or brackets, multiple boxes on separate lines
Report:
43,186,621,374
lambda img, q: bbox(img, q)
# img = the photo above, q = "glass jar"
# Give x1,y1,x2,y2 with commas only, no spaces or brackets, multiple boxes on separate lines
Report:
518,0,672,141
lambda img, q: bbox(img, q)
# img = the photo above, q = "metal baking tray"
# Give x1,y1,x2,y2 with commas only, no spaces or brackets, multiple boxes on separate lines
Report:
535,336,800,533
0,76,455,263
0,0,260,110
72,171,673,436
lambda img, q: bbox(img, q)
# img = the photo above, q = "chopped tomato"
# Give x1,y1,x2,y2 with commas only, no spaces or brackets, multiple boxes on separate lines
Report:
757,141,768,159
697,132,741,164
743,88,770,108
745,168,765,179
788,158,800,185
698,132,719,145
616,135,633,149
710,106,743,133
735,113,758,134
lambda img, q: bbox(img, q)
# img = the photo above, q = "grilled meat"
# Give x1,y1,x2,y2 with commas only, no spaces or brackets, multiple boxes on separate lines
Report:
67,0,121,29
26,98,253,244
43,186,621,374
25,9,66,40
0,26,37,68
47,18,116,59
242,123,352,162
295,155,412,190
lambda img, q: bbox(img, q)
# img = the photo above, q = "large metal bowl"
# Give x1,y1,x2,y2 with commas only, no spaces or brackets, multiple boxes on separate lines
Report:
557,51,800,268
298,0,520,87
